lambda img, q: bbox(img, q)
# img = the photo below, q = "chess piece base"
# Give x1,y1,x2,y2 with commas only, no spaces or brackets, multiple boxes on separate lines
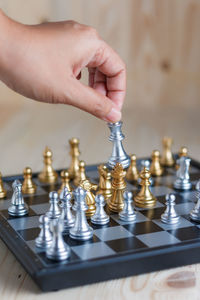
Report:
38,172,58,184
190,211,200,223
174,179,192,191
161,213,180,225
85,205,96,218
91,215,110,225
46,245,70,261
35,236,52,249
0,190,6,198
119,212,136,223
8,203,28,217
134,195,156,208
69,226,93,241
108,190,125,212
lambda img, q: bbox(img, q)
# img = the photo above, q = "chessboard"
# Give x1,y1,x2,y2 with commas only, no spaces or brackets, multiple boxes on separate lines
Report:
0,157,200,292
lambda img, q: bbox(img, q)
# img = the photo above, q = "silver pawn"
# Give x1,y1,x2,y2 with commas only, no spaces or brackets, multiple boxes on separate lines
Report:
35,215,52,249
8,180,28,217
190,180,200,222
69,187,93,241
91,194,110,225
161,193,180,224
174,156,192,190
59,187,75,232
46,218,70,261
107,121,130,169
119,191,136,222
46,191,60,220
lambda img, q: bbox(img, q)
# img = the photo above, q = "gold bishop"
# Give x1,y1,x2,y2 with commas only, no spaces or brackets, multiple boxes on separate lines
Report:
150,150,163,176
97,165,112,202
68,138,80,180
38,147,58,184
126,154,139,181
0,172,6,198
22,167,37,194
161,137,174,167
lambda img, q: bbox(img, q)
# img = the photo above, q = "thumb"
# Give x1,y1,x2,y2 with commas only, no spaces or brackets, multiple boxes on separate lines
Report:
66,79,121,122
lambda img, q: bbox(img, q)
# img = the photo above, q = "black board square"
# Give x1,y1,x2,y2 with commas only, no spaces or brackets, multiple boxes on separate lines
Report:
124,221,163,235
17,227,40,241
42,184,61,193
24,194,49,206
106,236,147,253
140,207,165,220
168,226,200,241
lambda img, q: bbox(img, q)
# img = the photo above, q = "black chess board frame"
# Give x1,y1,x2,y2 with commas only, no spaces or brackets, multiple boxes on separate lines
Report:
0,157,200,291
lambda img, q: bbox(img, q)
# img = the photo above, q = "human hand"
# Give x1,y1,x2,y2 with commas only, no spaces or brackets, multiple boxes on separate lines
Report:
0,12,126,122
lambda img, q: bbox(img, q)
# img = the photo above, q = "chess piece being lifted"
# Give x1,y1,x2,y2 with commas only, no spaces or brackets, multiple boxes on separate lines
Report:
8,180,29,216
108,163,126,212
97,165,112,202
161,137,174,167
68,138,80,180
35,215,52,248
22,167,37,194
107,122,130,169
126,154,139,182
150,150,163,177
80,179,98,217
74,160,87,186
134,168,156,208
58,170,72,195
190,180,200,222
38,147,58,184
161,194,180,224
91,194,110,225
174,156,192,190
0,172,6,198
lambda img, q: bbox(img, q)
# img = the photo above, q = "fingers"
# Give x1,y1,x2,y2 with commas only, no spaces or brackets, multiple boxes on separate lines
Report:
65,78,121,122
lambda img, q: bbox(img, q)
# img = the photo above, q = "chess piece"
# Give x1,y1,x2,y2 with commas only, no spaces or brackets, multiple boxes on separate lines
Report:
46,191,60,220
0,172,6,198
80,179,98,217
35,215,52,248
139,160,153,186
73,160,87,186
97,165,112,202
108,163,126,212
8,180,28,216
107,122,130,169
38,147,58,184
126,154,139,181
119,191,136,222
58,170,72,195
176,146,188,170
68,138,80,180
150,150,163,176
70,187,93,241
46,218,70,261
174,156,192,190
22,167,37,194
91,194,110,225
134,168,156,208
59,187,75,232
161,194,180,224
161,137,175,167
190,180,200,222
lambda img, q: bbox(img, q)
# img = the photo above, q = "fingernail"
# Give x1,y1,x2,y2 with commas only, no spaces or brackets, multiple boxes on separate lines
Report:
104,107,121,122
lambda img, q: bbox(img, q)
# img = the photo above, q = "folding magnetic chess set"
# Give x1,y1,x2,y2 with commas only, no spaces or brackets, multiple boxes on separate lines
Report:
0,122,200,292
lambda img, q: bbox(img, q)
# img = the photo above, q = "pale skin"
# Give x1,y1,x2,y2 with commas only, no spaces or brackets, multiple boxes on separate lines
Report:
0,10,126,122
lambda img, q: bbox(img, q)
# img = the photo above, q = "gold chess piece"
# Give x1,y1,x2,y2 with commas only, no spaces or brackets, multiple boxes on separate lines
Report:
150,150,163,176
22,167,37,194
0,172,6,198
161,137,174,167
74,160,87,186
58,170,72,195
108,163,126,213
126,154,139,181
68,138,80,180
80,179,98,217
97,165,112,202
38,147,58,184
176,146,188,170
134,168,156,208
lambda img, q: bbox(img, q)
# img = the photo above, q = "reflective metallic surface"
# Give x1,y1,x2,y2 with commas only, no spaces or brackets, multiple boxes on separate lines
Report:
161,193,180,224
174,157,192,190
8,180,28,217
119,191,136,222
59,188,75,232
35,215,52,249
46,191,60,220
91,194,110,225
190,181,200,222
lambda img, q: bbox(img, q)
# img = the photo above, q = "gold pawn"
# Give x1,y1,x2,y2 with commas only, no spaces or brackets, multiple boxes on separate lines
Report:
97,165,112,202
108,163,126,213
150,150,163,176
22,167,37,194
0,172,6,198
73,160,87,186
58,170,72,195
161,137,174,167
38,147,58,184
126,154,139,181
176,146,188,170
80,179,98,217
134,167,156,208
68,138,80,180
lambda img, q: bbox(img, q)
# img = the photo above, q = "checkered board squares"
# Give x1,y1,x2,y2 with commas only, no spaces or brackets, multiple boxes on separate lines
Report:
0,158,200,291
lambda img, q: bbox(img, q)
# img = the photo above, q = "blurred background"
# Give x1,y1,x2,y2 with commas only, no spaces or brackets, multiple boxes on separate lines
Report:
0,0,199,175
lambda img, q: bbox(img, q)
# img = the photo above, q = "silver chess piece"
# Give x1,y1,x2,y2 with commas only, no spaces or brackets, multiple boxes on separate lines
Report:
139,160,153,186
174,156,192,190
69,187,93,241
8,180,28,217
35,215,52,249
46,218,70,261
107,121,130,169
119,191,136,222
46,191,60,220
91,194,110,225
161,193,180,225
59,187,75,232
190,180,200,222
